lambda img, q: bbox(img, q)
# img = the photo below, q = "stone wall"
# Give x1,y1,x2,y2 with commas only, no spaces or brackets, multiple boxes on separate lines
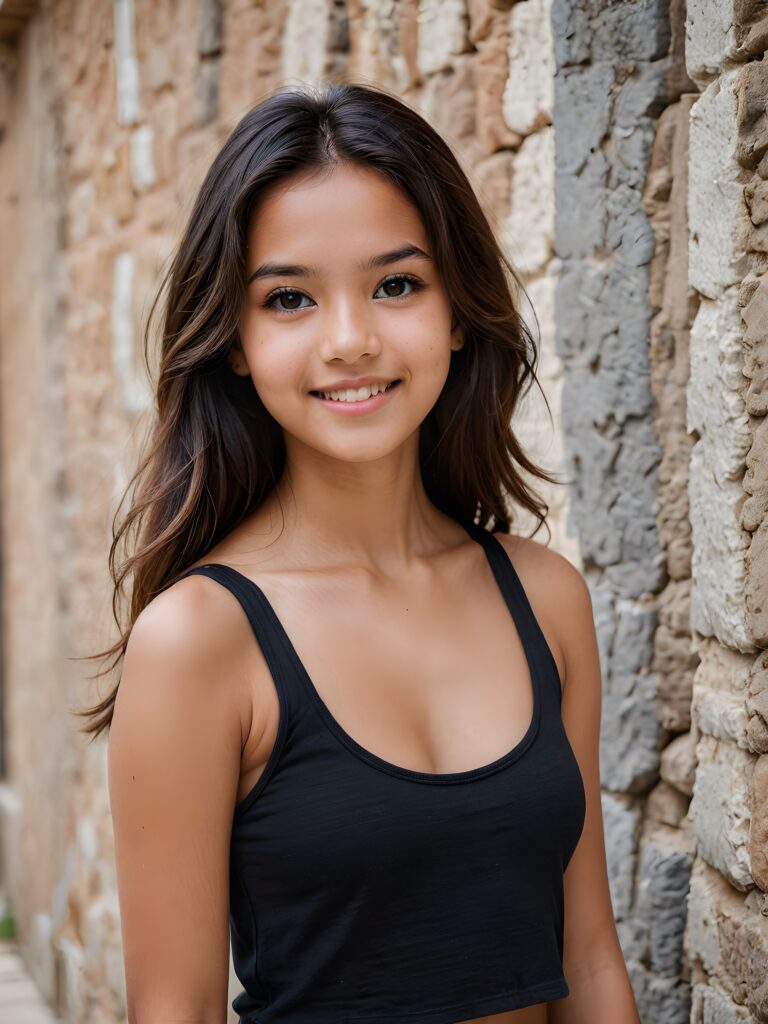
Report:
684,1,768,1020
0,1,567,1020
551,0,698,1020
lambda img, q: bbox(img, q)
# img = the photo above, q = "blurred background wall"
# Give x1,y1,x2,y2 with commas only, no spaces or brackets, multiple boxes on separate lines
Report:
0,1,765,1022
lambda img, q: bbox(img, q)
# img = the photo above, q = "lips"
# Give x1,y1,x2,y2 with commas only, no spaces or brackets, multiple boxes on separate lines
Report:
310,379,402,414
309,378,400,396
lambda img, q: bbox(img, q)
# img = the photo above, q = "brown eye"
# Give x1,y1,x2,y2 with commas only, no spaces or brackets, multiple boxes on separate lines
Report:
263,289,312,314
375,274,424,300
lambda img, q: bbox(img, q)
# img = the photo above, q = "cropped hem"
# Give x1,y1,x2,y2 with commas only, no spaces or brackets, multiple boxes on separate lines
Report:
238,975,570,1023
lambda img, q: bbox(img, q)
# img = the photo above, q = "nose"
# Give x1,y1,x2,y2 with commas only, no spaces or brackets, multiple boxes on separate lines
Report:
318,293,383,363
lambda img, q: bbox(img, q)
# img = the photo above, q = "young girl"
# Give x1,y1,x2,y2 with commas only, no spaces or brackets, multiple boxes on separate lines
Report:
80,82,640,1024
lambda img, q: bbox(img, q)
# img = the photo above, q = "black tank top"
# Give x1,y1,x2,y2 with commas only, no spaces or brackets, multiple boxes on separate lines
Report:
179,519,586,1023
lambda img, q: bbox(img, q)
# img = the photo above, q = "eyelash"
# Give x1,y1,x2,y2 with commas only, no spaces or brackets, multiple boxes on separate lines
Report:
261,273,426,315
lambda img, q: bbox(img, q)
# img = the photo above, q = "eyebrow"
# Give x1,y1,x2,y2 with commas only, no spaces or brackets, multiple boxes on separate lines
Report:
245,243,432,286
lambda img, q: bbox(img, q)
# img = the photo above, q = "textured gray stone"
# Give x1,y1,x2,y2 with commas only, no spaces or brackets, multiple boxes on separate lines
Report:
626,960,692,1024
635,832,694,975
553,64,614,175
601,673,663,793
554,154,609,259
610,599,658,678
551,0,672,67
606,183,658,264
612,118,660,189
603,791,642,918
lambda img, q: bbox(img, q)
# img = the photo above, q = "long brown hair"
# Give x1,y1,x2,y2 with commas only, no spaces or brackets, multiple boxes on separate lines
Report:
74,79,564,741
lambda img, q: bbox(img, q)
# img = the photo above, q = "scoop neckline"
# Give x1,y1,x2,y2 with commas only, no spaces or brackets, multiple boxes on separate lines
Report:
248,518,543,785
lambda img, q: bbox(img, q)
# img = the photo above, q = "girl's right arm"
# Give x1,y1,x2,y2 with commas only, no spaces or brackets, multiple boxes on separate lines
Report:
107,576,251,1024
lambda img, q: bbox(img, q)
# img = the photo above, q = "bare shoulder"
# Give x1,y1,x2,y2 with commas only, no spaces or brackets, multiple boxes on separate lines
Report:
107,574,256,1020
117,572,256,743
492,531,593,692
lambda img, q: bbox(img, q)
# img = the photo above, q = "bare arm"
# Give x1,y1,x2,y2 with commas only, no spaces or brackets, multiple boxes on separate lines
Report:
108,575,251,1024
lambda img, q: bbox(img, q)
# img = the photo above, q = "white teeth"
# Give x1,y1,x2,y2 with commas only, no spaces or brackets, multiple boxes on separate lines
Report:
319,381,394,402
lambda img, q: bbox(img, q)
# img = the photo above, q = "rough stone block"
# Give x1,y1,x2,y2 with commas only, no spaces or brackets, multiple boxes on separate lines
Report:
742,273,768,418
748,753,768,892
747,651,768,755
691,981,757,1022
689,442,753,652
743,417,768,535
503,126,554,275
686,0,738,84
691,640,752,756
689,734,755,890
475,11,522,155
551,0,671,67
735,58,768,171
626,959,692,1024
687,856,727,975
282,0,329,86
602,790,641,919
647,779,691,827
601,672,663,794
693,685,750,749
503,0,553,135
417,0,468,76
655,580,697,731
689,72,751,299
660,729,698,797
745,519,768,647
718,889,768,1018
687,289,753,652
553,63,613,176
636,827,694,975
554,152,609,259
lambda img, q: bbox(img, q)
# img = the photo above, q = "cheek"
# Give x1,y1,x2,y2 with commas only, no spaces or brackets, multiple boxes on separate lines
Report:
245,334,307,397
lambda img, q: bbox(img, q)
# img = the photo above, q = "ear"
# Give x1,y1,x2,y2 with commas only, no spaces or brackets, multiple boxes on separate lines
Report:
227,343,251,376
450,317,464,352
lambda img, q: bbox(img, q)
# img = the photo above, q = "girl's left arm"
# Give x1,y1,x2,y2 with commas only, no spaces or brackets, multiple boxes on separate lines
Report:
509,543,641,1024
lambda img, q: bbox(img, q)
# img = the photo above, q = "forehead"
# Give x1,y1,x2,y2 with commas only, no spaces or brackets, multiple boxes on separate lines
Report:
245,162,429,260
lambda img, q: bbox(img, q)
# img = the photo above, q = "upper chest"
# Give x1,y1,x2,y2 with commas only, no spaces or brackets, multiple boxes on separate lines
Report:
235,538,564,779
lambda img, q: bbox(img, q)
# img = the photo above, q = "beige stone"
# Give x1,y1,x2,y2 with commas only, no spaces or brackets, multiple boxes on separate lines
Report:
647,780,691,827
749,754,768,892
689,72,751,300
747,651,768,755
502,126,554,276
661,729,698,797
503,0,553,137
687,289,754,652
474,6,521,156
416,0,467,77
690,734,755,890
654,579,697,730
742,272,768,418
745,519,768,647
735,58,768,172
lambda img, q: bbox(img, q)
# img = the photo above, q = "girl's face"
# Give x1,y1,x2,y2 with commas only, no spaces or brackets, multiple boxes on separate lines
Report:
234,161,463,465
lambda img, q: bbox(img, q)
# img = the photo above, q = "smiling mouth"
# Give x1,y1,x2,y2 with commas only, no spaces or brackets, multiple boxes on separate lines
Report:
309,380,402,403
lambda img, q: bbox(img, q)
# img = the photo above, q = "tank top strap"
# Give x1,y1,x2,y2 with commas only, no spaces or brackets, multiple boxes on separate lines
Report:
176,563,304,718
461,520,558,682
